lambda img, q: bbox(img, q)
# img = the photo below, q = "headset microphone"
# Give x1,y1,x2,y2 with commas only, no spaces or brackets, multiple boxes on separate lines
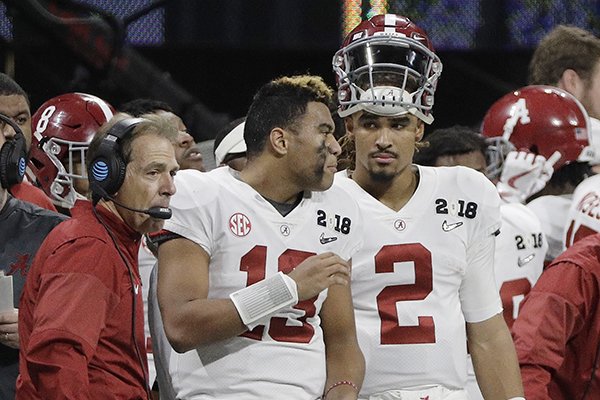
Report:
110,197,173,220
91,183,172,219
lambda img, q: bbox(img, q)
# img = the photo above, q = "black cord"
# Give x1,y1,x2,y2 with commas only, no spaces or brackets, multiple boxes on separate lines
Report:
92,204,152,399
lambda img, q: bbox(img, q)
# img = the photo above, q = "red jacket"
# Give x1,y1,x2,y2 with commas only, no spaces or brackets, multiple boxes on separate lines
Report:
16,200,149,399
10,181,57,212
512,233,600,400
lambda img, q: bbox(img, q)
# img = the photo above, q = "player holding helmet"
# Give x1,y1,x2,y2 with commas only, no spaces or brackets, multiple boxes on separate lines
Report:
481,85,594,262
332,14,524,400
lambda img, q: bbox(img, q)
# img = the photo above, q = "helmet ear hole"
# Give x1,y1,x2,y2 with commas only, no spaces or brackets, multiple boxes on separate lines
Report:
28,92,115,208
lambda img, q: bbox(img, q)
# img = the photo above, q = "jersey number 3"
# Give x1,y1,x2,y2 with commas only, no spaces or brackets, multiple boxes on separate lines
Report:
376,243,435,344
240,245,317,343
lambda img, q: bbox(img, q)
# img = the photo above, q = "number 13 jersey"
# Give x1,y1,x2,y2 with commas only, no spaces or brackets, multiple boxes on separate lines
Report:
162,167,363,399
334,165,502,396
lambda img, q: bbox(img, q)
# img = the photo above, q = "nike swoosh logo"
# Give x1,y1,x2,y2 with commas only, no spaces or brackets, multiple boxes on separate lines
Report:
134,284,139,295
517,253,535,267
441,220,463,232
319,233,338,244
507,168,537,189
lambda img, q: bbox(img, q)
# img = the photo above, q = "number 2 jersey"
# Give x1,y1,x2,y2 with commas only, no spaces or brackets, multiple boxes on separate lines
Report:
162,167,363,399
333,165,503,396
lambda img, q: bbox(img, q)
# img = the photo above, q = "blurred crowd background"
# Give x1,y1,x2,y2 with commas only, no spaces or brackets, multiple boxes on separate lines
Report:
1,0,599,143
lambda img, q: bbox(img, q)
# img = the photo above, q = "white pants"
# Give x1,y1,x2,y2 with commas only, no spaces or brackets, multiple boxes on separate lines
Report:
366,386,470,400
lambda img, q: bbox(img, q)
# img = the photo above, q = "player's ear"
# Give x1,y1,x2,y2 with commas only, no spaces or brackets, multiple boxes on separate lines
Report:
344,116,355,140
558,69,583,95
269,127,288,156
415,120,425,142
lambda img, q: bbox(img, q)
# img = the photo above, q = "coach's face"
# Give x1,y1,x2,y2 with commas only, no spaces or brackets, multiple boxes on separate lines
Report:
115,133,178,234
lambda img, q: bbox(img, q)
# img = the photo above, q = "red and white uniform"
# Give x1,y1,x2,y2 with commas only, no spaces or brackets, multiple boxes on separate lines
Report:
466,202,546,400
527,194,571,262
162,168,363,400
564,174,600,249
512,233,600,400
334,165,502,398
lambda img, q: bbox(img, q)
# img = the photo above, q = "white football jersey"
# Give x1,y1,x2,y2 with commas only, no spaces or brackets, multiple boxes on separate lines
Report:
334,166,502,397
527,194,571,262
564,174,600,249
162,167,363,400
465,202,546,400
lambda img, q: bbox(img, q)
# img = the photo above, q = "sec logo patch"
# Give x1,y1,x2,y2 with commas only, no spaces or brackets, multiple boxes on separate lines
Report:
229,213,251,237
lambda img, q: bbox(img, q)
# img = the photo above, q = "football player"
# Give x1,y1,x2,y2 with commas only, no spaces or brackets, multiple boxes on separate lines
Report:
28,92,115,213
332,14,524,400
413,125,547,400
155,75,365,399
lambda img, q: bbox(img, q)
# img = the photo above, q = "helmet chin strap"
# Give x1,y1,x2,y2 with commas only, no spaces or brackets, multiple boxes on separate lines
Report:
339,85,434,124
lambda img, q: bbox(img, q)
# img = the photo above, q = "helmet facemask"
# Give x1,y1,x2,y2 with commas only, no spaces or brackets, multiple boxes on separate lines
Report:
42,137,90,208
333,35,442,124
484,136,516,181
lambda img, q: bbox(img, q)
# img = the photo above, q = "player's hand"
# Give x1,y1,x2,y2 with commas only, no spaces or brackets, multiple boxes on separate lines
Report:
497,150,559,203
0,309,19,349
287,252,350,301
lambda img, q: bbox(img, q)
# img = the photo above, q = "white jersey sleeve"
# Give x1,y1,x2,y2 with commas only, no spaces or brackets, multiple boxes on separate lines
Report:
335,166,502,397
162,167,363,399
564,174,600,249
163,169,216,255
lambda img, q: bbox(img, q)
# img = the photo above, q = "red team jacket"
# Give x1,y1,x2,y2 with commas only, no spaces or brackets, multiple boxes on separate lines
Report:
16,200,148,399
512,233,600,400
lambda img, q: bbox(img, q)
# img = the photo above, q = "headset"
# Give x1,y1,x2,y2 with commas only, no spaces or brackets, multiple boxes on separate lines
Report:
88,117,144,202
87,117,171,219
0,112,28,189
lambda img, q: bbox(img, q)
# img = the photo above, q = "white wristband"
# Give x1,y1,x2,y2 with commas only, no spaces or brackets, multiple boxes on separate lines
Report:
230,272,298,330
508,397,526,400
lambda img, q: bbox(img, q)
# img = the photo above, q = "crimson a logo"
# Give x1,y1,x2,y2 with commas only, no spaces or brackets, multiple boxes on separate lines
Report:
229,213,251,237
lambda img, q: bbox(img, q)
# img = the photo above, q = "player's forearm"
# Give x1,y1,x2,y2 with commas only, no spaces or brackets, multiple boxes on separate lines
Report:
469,318,524,399
323,343,364,400
162,298,247,352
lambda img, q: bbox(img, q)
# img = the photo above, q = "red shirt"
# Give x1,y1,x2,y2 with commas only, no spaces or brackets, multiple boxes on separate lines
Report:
512,233,600,400
16,200,149,399
10,181,57,212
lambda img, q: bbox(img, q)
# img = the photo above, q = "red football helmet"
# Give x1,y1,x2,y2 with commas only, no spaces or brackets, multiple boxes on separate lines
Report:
28,93,115,208
481,85,594,180
332,14,442,124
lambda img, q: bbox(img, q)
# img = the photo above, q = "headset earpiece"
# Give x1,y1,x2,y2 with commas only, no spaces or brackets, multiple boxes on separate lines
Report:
88,117,144,200
0,113,28,189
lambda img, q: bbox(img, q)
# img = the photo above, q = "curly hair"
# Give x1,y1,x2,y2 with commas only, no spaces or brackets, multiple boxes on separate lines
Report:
244,75,334,158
